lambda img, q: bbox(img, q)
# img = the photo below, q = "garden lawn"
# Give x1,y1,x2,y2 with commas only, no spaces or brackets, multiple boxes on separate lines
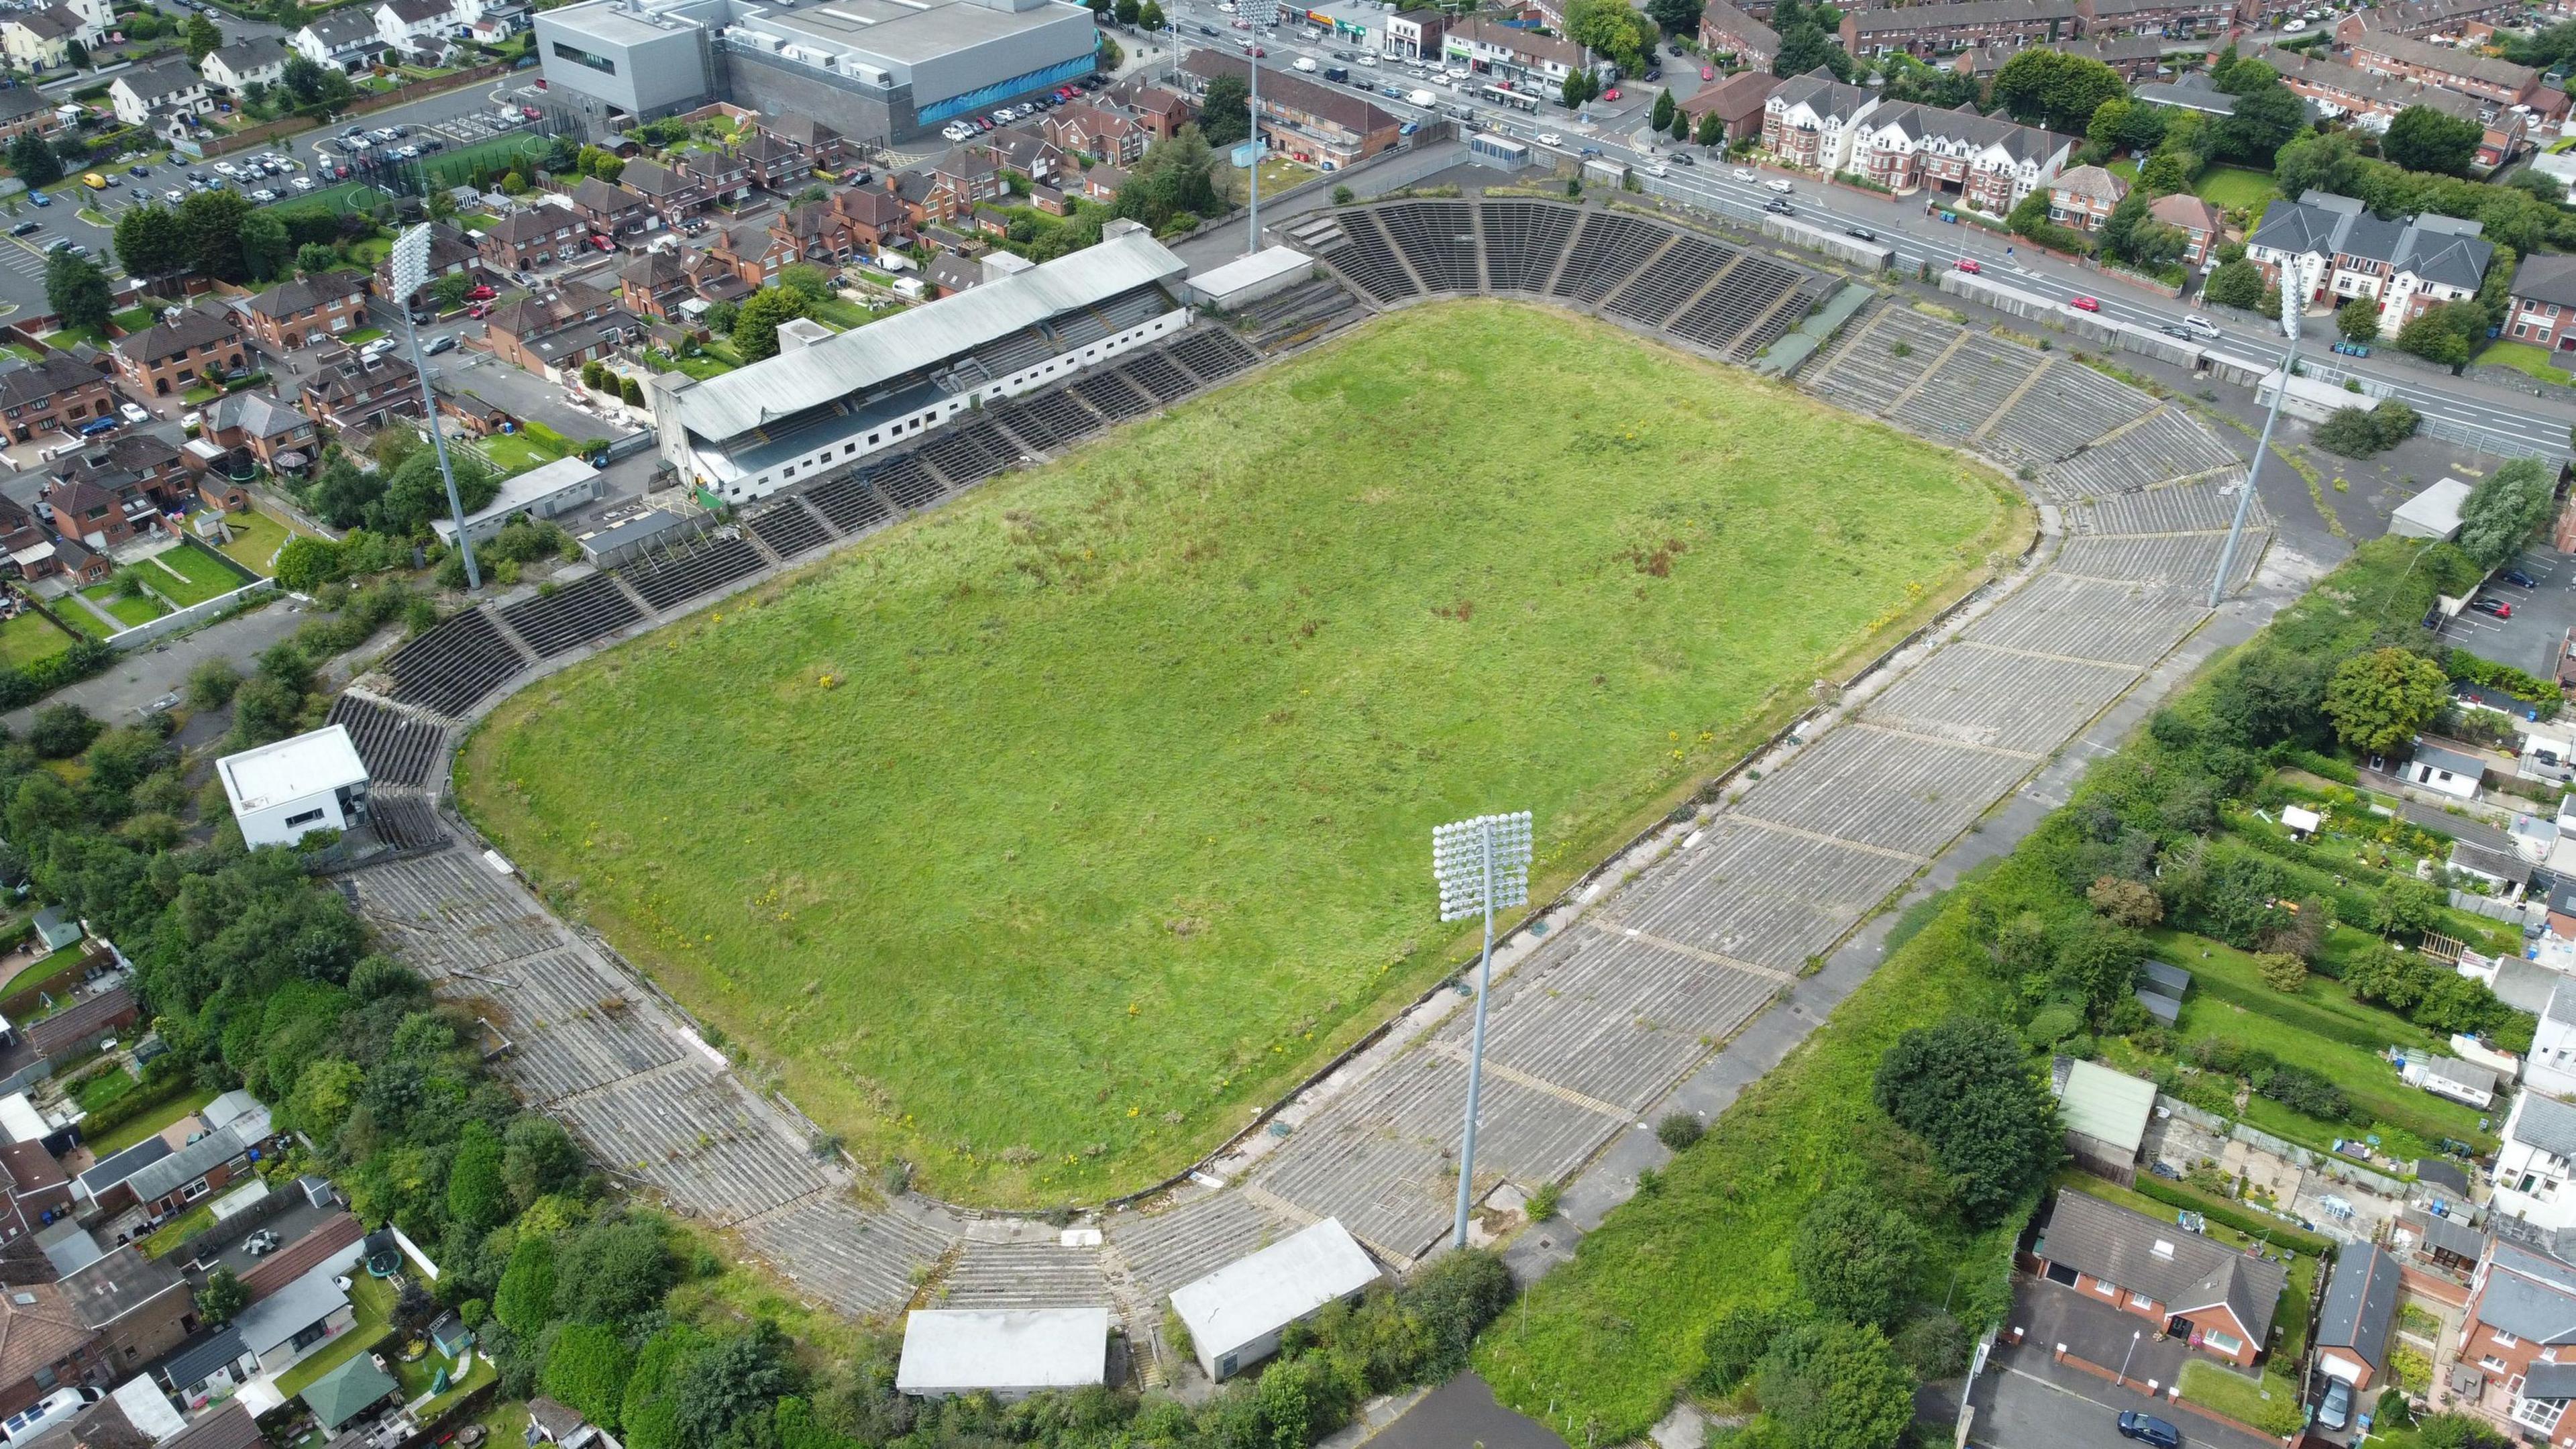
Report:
2196,165,2282,211
2179,1360,2304,1438
86,1084,218,1157
79,582,163,627
0,942,80,1001
2475,339,2574,386
458,301,2023,1205
473,429,564,476
274,1274,392,1397
109,307,156,335
212,509,310,576
140,540,258,606
0,612,75,668
805,294,875,331
137,1201,215,1260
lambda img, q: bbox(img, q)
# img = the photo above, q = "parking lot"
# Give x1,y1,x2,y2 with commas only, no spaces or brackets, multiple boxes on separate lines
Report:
2436,542,2576,679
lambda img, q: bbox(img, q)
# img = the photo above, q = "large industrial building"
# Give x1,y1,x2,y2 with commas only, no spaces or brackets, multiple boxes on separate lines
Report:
647,221,1189,504
533,0,1102,145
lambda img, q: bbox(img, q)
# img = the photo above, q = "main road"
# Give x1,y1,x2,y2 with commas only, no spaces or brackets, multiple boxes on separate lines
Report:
1149,3,2573,460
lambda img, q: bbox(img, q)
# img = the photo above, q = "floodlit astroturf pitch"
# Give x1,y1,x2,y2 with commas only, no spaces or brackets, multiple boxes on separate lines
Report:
456,301,2025,1203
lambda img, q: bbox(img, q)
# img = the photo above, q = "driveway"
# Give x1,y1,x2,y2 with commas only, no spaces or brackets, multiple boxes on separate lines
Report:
1978,1279,2282,1449
1972,1360,2275,1449
2014,1276,2198,1396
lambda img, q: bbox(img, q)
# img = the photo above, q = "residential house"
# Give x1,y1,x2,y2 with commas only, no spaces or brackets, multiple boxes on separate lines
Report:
0,7,80,70
2150,191,2225,264
203,392,317,472
374,221,481,313
2073,0,2231,36
1847,101,2076,214
1444,17,1586,87
1700,0,1781,66
1042,101,1148,165
983,125,1064,184
614,157,707,226
111,1125,253,1222
292,8,390,72
2334,0,2522,40
239,1213,364,1303
2047,162,2128,230
1185,50,1400,168
2026,1187,2286,1366
2347,27,2548,109
771,188,911,266
616,250,694,321
2507,251,2576,351
107,58,211,129
0,353,115,441
25,985,133,1060
372,0,458,48
568,174,649,241
2245,190,2493,331
2315,1242,2402,1391
1122,85,1195,141
42,435,191,549
62,1248,195,1375
1679,70,1782,143
527,1397,609,1448
296,339,423,435
2402,1051,2501,1108
1762,66,1882,172
2268,47,2487,129
480,280,642,376
0,1280,105,1417
1952,33,2166,79
1841,0,2078,57
736,127,811,192
888,151,1008,229
757,114,847,174
478,207,586,272
0,89,56,145
197,38,288,95
678,145,751,207
38,478,134,550
0,1142,67,1229
927,252,981,297
712,219,794,282
159,1331,257,1410
1384,8,1444,59
238,272,368,352
113,308,246,399
227,1261,354,1376
2457,1236,2576,1442
2492,1089,2576,1233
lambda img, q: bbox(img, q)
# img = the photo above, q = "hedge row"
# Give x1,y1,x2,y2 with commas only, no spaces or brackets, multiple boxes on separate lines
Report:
0,638,113,710
75,1065,194,1140
2127,1175,2334,1256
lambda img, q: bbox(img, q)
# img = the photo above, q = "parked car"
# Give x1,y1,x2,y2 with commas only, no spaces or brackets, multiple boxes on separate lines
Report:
291,177,314,191
1701,64,1715,79
2070,295,2100,311
425,334,457,355
2115,1413,2182,1449
5,221,33,236
125,164,148,178
2473,596,2514,618
2505,568,2540,588
27,191,48,207
1600,87,1620,99
1955,257,1981,274
2318,1382,2351,1432
467,301,492,319
466,284,496,300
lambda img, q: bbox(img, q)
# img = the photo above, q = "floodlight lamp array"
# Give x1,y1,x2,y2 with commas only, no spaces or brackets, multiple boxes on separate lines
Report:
1431,812,1532,922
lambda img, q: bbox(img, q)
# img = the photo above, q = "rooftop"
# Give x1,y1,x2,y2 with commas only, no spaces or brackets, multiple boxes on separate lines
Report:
216,724,368,815
896,1307,1109,1393
1170,1218,1381,1359
2034,1189,2286,1342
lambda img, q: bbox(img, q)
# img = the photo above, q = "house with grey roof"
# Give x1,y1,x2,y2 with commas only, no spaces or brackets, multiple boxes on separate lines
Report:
1761,67,1883,174
227,1258,353,1374
2506,252,2576,352
1845,100,2076,215
2030,1188,2287,1366
2496,1089,2576,1235
2403,1051,2502,1108
2246,189,2494,335
2317,1242,2402,1389
2400,738,2491,801
2459,1236,2576,1432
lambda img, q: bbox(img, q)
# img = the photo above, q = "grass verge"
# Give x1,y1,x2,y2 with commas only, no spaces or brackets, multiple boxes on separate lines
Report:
458,299,2025,1205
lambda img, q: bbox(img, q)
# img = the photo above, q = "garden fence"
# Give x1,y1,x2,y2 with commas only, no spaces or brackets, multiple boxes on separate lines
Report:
2155,1093,2408,1201
104,579,272,652
2449,889,2542,928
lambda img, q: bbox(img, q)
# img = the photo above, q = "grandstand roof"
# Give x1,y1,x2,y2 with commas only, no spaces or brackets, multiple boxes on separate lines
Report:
667,228,1187,442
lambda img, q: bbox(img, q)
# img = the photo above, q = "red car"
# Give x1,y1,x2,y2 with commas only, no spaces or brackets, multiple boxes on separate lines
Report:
465,284,496,301
468,302,492,319
1954,258,1981,274
2473,596,2514,619
1701,65,1715,79
1601,87,1620,99
2070,295,2100,311
520,105,541,118
592,235,615,251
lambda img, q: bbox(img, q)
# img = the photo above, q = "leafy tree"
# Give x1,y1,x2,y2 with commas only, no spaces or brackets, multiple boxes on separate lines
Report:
2337,297,2381,342
447,1121,509,1233
1567,0,1654,72
27,704,98,759
504,1115,588,1209
1562,68,1598,108
1112,128,1223,229
1138,0,1164,28
1870,1016,2059,1225
240,210,292,283
2457,456,2557,568
196,1267,250,1325
1647,0,1702,39
2255,951,2308,991
1756,1321,1916,1449
1773,24,1851,80
183,13,222,62
372,445,499,535
2274,129,2365,200
2098,191,2183,270
44,250,109,333
777,263,832,301
282,53,325,105
2311,398,2418,458
731,286,810,364
2204,258,2263,309
295,242,339,275
2086,876,2162,928
63,38,85,68
2211,64,2305,167
1199,74,1251,146
1991,48,2125,133
2321,647,2449,753
1696,109,1724,147
552,1214,678,1326
1114,0,1138,23
494,1236,556,1340
1790,1189,1920,1327
1651,88,1677,133
177,189,254,282
541,1322,631,1432
620,375,645,407
113,204,189,282
670,1323,799,1447
2396,298,2484,368
186,659,241,711
2384,104,2482,176
6,132,59,186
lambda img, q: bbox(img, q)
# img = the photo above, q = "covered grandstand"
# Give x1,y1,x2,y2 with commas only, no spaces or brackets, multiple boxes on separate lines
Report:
649,223,1191,505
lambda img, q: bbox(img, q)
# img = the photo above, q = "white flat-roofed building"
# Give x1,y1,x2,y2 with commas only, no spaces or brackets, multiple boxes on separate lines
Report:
216,725,370,850
2391,476,2472,540
1169,1218,1381,1381
650,223,1189,506
1185,247,1311,311
428,454,608,548
896,1307,1108,1397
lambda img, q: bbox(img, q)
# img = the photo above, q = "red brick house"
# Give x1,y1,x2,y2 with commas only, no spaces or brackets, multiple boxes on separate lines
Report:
2073,0,2232,36
1043,101,1147,164
296,339,423,435
2047,162,2127,231
2150,192,2225,265
205,392,317,472
568,175,651,243
2457,1237,2576,1443
616,157,707,227
737,128,812,192
2314,1242,2400,1394
2508,250,2576,350
1679,70,1781,142
982,125,1065,185
1699,0,1781,67
42,478,138,549
1122,84,1195,140
0,351,116,440
480,280,643,377
2345,25,2548,109
62,1248,195,1377
757,115,847,174
113,307,246,400
1842,0,2078,56
0,1280,105,1418
478,207,586,274
2027,1189,2285,1368
771,189,912,268
239,271,369,352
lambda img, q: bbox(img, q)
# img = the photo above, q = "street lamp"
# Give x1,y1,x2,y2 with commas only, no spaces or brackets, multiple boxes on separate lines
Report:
1432,810,1532,1249
2119,1329,2141,1386
2210,256,2308,608
391,222,478,590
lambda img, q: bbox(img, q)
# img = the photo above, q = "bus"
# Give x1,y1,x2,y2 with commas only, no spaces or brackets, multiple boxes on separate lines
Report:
1479,85,1538,113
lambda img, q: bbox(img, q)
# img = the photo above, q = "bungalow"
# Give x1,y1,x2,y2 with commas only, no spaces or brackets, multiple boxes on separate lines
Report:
238,271,368,352
2027,1188,2286,1366
2315,1242,2401,1391
2404,739,2488,800
226,1260,353,1375
2400,1051,2500,1108
1679,70,1782,144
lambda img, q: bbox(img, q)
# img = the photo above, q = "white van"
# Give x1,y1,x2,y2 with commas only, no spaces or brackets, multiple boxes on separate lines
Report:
1293,54,1316,70
1407,87,1436,106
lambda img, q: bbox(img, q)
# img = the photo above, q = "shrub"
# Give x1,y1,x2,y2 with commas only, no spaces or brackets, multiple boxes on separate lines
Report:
1790,1189,1920,1327
1656,1112,1705,1150
28,703,99,759
1697,1303,1793,1393
1891,1312,1969,1379
2253,951,2308,991
1526,1179,1561,1221
186,658,241,710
